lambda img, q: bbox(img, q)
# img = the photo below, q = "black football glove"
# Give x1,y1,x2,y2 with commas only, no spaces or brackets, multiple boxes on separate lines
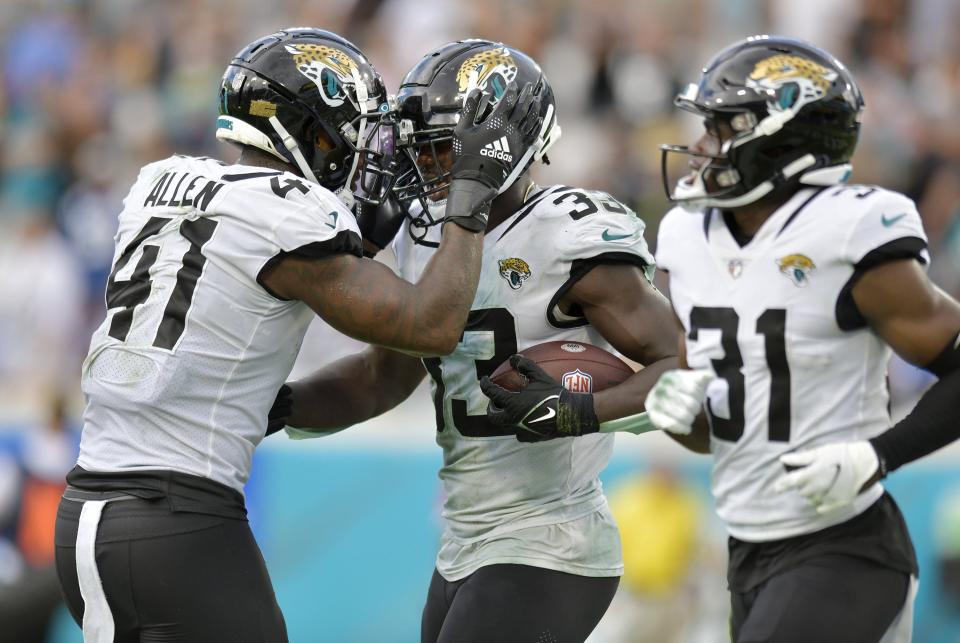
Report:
479,355,599,442
354,196,408,257
265,384,292,436
445,82,543,233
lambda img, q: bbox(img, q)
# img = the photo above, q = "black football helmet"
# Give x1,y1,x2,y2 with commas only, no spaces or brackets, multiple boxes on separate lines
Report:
392,39,561,239
216,28,393,206
661,35,864,209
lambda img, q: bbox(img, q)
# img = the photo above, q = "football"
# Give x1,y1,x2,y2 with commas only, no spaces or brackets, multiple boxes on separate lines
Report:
489,341,634,393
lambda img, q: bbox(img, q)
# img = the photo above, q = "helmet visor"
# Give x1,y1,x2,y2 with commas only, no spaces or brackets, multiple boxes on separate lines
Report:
352,116,397,206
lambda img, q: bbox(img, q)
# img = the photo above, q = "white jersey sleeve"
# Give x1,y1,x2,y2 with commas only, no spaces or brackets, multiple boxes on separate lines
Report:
841,187,928,265
553,190,654,268
833,186,929,330
547,189,655,327
216,170,361,292
266,176,361,256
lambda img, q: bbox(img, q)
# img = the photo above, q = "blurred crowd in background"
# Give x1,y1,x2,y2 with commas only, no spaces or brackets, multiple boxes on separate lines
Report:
2,0,960,419
0,0,959,640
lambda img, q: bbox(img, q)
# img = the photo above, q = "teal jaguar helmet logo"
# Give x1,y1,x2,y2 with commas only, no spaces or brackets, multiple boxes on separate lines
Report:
286,43,359,108
456,46,518,106
746,54,838,113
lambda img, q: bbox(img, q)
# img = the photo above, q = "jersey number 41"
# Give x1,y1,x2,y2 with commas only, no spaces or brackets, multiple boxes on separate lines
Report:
105,216,218,350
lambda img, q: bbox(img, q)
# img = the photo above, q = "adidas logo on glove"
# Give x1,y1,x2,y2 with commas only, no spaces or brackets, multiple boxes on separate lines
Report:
480,136,513,162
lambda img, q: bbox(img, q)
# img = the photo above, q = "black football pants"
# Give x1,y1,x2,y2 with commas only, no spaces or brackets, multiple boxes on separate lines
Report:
422,564,619,643
731,553,910,643
55,494,287,643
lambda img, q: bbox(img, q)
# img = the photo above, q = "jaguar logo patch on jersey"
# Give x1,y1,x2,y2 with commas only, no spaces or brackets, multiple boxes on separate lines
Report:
456,47,518,106
562,369,593,393
747,54,838,112
499,257,531,290
286,44,358,108
776,254,816,287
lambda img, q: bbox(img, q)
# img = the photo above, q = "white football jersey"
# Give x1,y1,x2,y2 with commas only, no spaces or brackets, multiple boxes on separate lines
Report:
394,185,654,580
79,155,361,493
657,185,929,541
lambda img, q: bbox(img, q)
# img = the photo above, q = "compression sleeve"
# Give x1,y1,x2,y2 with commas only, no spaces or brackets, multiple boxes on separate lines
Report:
870,332,960,475
599,411,657,436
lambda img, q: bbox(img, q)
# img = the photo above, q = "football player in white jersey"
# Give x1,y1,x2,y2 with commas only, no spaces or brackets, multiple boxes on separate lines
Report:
271,40,682,643
54,28,543,643
485,35,960,643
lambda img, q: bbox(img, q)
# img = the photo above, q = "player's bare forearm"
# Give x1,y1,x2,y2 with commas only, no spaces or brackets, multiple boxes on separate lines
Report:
261,225,482,355
664,414,712,453
404,223,484,353
569,262,684,423
851,258,960,475
287,346,426,430
593,356,677,422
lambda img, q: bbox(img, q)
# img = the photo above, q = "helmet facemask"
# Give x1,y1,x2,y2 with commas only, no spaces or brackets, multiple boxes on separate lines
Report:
660,100,777,210
339,102,399,209
391,114,457,242
391,75,560,244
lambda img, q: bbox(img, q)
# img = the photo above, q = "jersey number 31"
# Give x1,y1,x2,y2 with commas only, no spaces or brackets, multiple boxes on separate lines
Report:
689,306,791,442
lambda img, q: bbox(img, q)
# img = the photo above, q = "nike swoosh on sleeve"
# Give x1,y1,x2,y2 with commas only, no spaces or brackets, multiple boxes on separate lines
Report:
602,229,633,241
880,213,907,227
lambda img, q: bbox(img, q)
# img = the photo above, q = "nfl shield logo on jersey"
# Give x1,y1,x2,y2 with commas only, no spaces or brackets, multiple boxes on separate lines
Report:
562,369,593,393
728,259,744,279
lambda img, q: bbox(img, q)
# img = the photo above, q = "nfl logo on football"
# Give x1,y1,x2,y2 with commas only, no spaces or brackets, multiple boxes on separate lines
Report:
562,369,593,393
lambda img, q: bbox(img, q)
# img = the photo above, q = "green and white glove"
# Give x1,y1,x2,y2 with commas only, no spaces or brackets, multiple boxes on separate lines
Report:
645,369,714,435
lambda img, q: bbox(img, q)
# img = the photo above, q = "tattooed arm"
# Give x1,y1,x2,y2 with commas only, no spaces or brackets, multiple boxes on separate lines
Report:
260,224,482,357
